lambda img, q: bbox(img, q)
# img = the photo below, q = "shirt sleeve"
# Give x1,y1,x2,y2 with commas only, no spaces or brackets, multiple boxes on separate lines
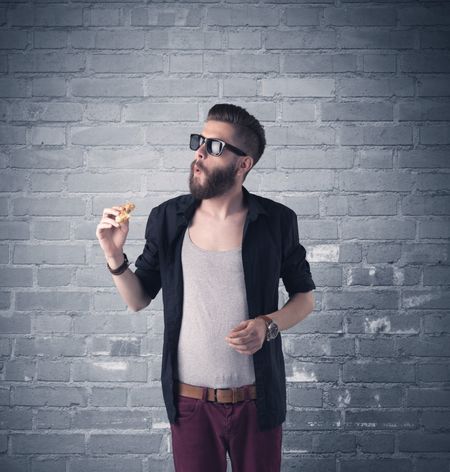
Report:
280,209,316,298
134,206,162,300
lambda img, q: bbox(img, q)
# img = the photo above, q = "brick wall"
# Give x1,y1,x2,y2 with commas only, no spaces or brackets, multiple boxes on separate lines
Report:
1,1,449,471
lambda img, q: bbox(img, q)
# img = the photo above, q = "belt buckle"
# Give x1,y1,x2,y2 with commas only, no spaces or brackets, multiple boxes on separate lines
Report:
214,388,218,402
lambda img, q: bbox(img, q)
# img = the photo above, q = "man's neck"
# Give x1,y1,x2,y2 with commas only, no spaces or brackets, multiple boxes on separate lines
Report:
198,186,246,221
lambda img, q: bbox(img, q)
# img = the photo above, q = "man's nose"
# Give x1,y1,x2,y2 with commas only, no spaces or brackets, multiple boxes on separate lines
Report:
196,142,208,159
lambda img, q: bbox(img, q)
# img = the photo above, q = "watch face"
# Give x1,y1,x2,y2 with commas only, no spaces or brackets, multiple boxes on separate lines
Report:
267,322,279,340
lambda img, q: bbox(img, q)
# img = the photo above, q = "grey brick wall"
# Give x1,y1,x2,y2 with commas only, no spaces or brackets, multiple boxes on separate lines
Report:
0,0,449,471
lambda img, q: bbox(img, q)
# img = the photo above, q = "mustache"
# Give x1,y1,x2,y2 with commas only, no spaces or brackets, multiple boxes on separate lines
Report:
192,161,205,172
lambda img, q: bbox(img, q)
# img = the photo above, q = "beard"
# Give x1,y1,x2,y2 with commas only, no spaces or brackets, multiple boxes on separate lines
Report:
188,159,239,200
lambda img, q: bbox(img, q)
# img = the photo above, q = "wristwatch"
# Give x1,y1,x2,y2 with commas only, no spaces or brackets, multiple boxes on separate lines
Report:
259,315,279,341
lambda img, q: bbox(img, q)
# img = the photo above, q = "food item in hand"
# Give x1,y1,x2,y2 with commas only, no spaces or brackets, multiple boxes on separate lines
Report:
115,202,135,223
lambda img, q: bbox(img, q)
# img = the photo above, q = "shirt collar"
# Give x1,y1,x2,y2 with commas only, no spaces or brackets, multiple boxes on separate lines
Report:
176,185,268,225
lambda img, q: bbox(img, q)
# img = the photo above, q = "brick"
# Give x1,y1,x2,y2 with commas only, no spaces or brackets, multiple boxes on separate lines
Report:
284,7,321,26
261,78,334,97
89,7,120,26
403,196,450,215
90,53,163,73
282,54,356,73
0,126,27,145
398,432,450,452
0,268,33,287
71,78,143,97
288,387,323,407
205,53,279,73
285,409,341,431
130,6,201,27
398,6,450,26
400,101,450,121
13,386,87,407
146,78,218,97
73,314,147,335
421,410,450,431
16,291,89,311
0,79,28,98
88,433,162,454
398,149,450,168
285,362,339,383
169,54,203,73
343,361,415,383
72,360,146,382
340,458,411,472
70,458,142,472
15,337,86,357
340,125,413,145
228,32,261,49
0,314,30,333
324,7,396,26
11,149,83,169
347,194,397,215
403,289,450,310
266,31,336,49
36,409,71,429
13,197,85,216
31,126,65,146
12,433,84,453
223,78,257,96
401,244,448,265
327,387,402,408
363,54,396,73
284,335,354,357
34,31,67,49
92,387,128,407
341,219,415,240
339,29,415,49
417,363,450,382
124,102,198,122
400,53,450,73
338,78,414,97
423,313,450,333
260,170,334,191
10,52,85,73
322,102,393,121
407,388,450,407
35,5,83,26
418,78,450,96
4,360,35,382
71,29,144,49
85,103,121,122
345,410,418,430
358,433,394,453
0,30,28,49
0,222,30,240
146,30,222,50
266,126,335,145
72,409,149,429
398,336,450,357
347,314,420,335
207,6,279,26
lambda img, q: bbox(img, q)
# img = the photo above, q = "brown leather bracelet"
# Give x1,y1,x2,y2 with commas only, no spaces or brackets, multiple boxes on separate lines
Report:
107,253,130,275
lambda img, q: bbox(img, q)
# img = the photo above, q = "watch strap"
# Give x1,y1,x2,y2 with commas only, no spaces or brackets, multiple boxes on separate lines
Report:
107,253,130,275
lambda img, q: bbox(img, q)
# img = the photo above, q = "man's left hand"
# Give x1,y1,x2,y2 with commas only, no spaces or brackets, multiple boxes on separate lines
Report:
225,317,267,355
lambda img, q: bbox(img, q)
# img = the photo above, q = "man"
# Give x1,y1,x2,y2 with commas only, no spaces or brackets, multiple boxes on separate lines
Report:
96,103,316,472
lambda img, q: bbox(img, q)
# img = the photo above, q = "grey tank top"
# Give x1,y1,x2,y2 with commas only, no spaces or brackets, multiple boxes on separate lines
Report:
177,224,256,388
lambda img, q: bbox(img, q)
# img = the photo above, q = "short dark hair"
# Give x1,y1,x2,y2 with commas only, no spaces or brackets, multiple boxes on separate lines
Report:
206,103,266,174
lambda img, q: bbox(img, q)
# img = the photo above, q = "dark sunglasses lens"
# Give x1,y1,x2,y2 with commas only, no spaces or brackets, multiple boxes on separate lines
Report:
190,134,201,151
207,139,223,156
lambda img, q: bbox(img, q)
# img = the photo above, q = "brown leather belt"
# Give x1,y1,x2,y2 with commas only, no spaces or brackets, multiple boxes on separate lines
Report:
177,381,257,404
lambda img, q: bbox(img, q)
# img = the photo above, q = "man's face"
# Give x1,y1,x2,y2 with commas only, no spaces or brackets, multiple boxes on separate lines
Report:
189,120,243,200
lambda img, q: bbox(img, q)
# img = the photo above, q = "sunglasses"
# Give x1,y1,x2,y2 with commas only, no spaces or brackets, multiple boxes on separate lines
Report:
190,133,247,157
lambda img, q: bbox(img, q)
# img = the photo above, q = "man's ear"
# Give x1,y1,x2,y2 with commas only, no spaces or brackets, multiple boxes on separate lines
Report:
242,155,254,173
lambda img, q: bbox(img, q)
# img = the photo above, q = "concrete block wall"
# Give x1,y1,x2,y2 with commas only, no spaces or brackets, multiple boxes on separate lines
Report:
0,0,449,471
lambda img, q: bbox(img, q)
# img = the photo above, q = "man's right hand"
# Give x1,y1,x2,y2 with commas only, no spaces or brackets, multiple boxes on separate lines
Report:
96,206,130,262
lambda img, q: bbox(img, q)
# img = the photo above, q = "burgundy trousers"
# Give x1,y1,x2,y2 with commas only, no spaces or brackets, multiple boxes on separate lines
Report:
170,387,282,472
